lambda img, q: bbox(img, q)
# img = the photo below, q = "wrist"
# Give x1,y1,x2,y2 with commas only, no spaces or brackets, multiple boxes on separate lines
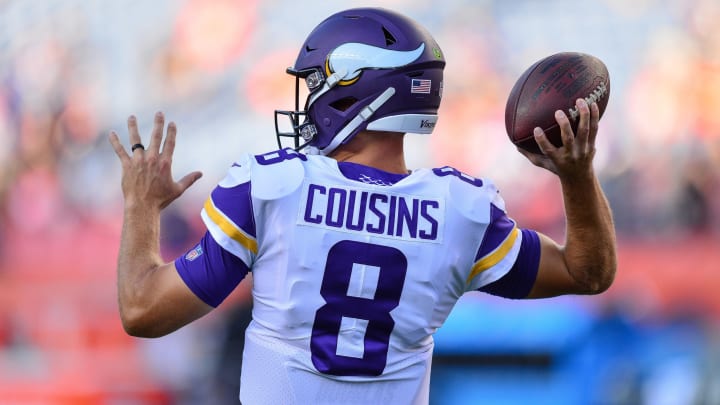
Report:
123,198,162,217
558,167,596,187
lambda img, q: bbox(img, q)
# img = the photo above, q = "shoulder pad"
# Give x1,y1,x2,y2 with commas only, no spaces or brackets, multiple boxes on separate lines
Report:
432,166,505,224
218,153,253,188
248,149,306,200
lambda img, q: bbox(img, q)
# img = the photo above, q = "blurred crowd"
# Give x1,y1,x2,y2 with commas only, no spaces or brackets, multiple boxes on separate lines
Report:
0,0,719,403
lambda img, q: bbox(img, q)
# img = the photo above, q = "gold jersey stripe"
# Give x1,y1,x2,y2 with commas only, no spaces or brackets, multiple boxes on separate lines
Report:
203,197,258,255
467,226,519,283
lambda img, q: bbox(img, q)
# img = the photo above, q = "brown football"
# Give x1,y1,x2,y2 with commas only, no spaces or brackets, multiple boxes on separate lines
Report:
505,52,610,154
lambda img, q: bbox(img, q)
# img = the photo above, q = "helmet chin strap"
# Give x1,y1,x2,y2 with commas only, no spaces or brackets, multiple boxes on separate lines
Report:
320,87,396,156
307,69,347,108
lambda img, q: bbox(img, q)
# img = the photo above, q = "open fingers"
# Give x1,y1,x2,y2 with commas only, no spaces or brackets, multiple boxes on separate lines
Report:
109,131,131,164
161,121,178,158
117,112,182,161
127,115,145,155
177,171,203,194
147,112,165,154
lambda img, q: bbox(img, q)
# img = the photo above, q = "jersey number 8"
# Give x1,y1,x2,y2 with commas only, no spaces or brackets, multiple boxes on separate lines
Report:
310,240,408,376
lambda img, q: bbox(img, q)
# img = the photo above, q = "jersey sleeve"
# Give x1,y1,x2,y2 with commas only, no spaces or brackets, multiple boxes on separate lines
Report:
175,155,258,307
478,229,540,298
463,181,539,292
464,202,523,290
175,232,250,307
200,155,259,267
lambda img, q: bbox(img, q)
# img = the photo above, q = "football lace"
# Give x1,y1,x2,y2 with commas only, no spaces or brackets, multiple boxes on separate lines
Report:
567,82,608,121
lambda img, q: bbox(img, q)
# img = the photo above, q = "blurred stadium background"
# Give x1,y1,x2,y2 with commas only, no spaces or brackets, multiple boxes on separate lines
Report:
0,0,719,404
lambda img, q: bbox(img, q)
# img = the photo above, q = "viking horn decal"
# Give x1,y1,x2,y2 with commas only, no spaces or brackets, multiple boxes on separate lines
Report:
327,43,425,84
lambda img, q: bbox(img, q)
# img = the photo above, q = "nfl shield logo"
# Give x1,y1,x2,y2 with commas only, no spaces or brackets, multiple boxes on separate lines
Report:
185,245,203,261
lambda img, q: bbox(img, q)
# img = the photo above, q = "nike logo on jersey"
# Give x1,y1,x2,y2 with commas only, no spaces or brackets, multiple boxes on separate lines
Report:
298,183,444,243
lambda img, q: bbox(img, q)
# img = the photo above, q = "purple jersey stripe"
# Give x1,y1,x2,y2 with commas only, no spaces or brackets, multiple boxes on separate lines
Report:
337,161,409,186
175,231,250,307
210,181,256,238
478,229,540,299
475,204,515,261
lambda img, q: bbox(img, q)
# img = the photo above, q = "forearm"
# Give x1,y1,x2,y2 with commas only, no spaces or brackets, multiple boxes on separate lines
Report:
559,169,617,293
110,113,208,337
116,203,165,331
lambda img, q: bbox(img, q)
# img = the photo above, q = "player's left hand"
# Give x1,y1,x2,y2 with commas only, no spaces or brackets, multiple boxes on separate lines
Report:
518,98,599,179
109,112,202,211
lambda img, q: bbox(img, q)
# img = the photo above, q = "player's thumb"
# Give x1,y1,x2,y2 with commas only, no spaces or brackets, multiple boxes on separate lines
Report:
517,147,557,174
177,171,203,193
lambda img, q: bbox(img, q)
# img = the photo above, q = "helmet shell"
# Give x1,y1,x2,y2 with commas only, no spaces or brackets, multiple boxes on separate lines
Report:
284,7,445,155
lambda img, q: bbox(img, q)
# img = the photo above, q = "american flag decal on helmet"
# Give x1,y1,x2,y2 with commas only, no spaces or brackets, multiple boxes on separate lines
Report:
411,79,432,94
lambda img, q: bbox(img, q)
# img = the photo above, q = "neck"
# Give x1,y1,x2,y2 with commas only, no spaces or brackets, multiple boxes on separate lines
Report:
328,131,408,174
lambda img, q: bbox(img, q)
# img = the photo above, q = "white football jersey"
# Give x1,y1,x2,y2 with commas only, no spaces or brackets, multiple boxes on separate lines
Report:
194,149,527,404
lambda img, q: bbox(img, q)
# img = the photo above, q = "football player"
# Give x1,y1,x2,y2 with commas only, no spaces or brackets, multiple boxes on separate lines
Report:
109,7,616,404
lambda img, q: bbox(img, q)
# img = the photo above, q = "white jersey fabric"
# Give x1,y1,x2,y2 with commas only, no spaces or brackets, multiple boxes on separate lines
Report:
197,149,525,404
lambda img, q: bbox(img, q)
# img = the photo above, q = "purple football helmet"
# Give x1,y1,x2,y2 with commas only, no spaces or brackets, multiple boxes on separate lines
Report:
275,7,446,155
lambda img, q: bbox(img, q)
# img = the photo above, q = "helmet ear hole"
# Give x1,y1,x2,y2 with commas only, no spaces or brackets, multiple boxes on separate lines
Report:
382,27,396,45
329,96,358,112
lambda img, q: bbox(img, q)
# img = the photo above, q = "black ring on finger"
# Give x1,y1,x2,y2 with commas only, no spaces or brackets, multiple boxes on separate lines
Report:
131,143,145,152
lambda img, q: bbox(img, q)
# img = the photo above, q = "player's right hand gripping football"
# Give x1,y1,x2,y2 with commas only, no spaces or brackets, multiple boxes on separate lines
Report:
109,112,202,210
519,98,599,178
